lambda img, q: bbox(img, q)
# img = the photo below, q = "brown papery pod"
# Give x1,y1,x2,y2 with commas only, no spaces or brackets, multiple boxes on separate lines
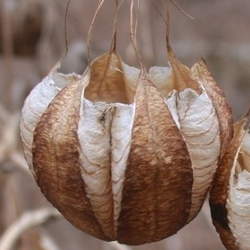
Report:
20,46,233,244
210,113,250,250
20,50,191,244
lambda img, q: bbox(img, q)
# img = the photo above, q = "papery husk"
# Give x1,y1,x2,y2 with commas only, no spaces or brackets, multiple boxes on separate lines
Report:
21,50,196,244
32,77,107,240
151,50,225,222
77,52,139,239
77,53,194,244
20,43,234,245
167,49,201,93
20,63,81,177
210,114,250,250
191,60,234,159
84,52,136,104
117,76,193,244
30,52,139,241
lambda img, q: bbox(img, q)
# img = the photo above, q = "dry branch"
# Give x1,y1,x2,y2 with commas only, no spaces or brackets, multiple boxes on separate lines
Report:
40,230,60,250
9,152,29,174
107,241,131,250
0,104,29,174
0,208,62,250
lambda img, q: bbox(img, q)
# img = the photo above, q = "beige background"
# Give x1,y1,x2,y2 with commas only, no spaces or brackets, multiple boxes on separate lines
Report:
0,0,250,249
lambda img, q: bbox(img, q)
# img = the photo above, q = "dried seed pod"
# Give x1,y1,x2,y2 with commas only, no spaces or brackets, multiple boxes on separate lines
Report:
210,114,250,250
20,50,233,245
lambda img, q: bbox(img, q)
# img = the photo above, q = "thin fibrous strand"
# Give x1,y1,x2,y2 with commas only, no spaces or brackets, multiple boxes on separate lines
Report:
130,0,146,74
96,0,125,94
155,0,193,52
151,0,167,26
157,0,195,22
151,0,175,62
63,0,71,58
165,1,171,53
159,1,200,93
168,0,194,20
87,0,106,65
110,0,125,52
43,0,72,73
151,0,172,53
110,0,119,53
164,3,181,69
135,0,139,47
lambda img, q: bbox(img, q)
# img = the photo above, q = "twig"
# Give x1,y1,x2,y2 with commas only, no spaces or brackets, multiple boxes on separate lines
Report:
87,0,105,64
130,0,146,73
0,208,62,250
0,104,29,175
108,241,131,250
168,0,194,20
0,113,19,163
40,230,60,250
0,0,14,110
109,0,125,52
0,105,10,121
138,1,155,65
63,0,72,58
9,152,29,174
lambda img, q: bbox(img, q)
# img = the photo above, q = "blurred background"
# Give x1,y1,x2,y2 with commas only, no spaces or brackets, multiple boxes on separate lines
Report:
0,0,250,249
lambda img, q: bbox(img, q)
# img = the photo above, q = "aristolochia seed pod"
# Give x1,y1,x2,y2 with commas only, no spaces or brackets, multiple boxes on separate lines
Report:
20,50,233,245
210,114,250,250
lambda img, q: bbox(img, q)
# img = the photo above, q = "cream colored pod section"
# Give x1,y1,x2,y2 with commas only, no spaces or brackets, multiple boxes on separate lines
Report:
20,64,81,177
210,116,250,250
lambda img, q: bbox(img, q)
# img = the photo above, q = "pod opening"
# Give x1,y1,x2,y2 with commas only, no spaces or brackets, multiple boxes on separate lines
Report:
84,53,137,104
51,72,80,90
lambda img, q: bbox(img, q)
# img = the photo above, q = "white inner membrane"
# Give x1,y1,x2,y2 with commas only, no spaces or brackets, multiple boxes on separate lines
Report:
77,63,138,237
78,97,135,236
20,70,79,174
165,87,221,221
227,132,250,250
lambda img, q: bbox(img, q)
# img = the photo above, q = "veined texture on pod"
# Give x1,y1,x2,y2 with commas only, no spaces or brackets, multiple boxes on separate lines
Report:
20,50,233,245
151,53,233,222
210,114,250,250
